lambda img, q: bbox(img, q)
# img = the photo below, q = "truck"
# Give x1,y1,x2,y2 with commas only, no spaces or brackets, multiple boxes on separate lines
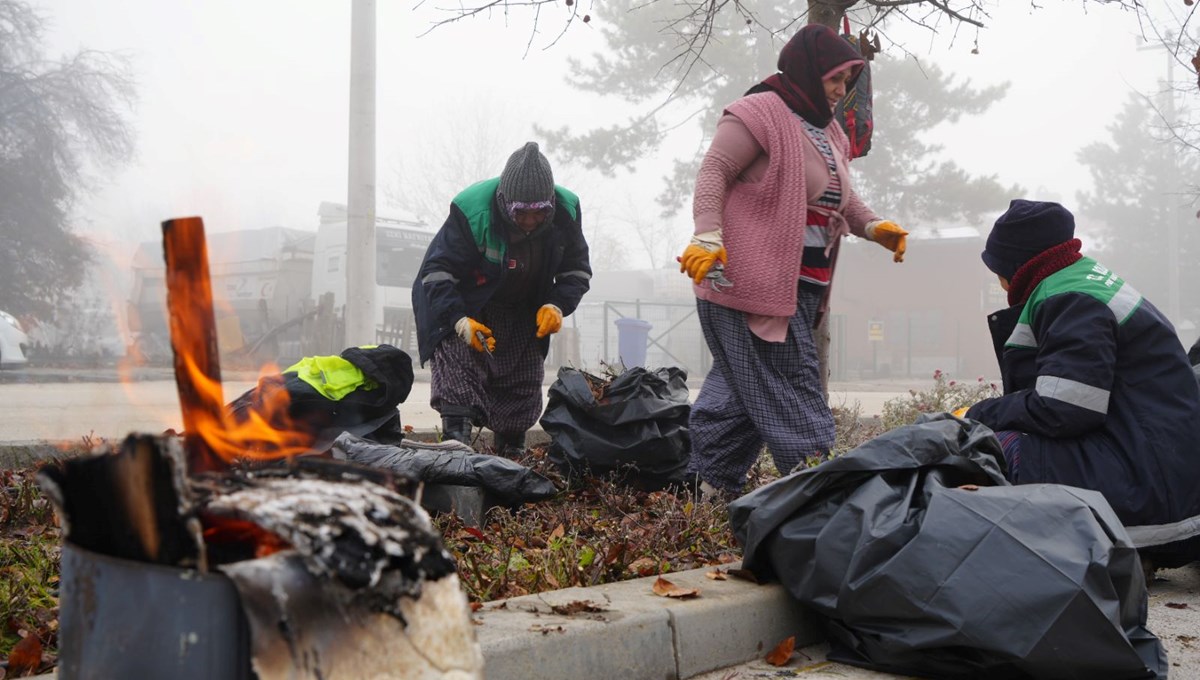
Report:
309,201,435,350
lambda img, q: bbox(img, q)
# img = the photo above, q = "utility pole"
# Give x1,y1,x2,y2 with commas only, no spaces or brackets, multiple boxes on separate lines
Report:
1137,33,1182,324
346,0,378,346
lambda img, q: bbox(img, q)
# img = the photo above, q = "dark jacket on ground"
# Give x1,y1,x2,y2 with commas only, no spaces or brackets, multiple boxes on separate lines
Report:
967,257,1200,565
412,178,591,366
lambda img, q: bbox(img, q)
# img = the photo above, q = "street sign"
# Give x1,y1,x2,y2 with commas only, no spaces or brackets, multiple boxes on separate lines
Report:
868,320,884,342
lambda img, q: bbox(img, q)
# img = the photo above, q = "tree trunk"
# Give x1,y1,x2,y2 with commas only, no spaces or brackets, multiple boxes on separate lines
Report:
808,0,855,29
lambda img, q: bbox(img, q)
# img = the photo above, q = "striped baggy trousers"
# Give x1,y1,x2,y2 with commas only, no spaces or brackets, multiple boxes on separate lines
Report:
686,288,834,492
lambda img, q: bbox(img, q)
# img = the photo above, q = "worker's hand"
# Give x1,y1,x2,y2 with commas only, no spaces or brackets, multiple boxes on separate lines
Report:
866,220,908,263
678,231,727,285
536,304,563,338
951,406,970,419
455,317,495,353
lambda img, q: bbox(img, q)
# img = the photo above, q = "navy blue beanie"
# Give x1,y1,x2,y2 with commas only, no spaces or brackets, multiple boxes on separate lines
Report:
982,200,1076,279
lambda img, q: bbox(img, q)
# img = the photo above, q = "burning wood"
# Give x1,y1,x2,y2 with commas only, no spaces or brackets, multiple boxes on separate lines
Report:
162,216,226,474
39,216,483,679
161,216,316,472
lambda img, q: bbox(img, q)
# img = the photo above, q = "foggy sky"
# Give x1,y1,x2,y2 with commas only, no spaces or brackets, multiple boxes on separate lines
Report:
40,0,1187,264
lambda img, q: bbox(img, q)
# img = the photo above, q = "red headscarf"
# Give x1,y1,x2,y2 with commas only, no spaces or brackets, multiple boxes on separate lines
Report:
747,24,864,128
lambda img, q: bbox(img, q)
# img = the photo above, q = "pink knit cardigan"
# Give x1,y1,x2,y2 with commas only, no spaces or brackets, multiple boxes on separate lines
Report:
694,92,878,316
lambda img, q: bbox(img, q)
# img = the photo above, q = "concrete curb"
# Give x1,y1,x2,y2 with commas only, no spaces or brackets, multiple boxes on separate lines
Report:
473,564,820,680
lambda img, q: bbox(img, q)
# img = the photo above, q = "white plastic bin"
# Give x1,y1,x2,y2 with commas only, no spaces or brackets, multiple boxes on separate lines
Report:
614,317,653,368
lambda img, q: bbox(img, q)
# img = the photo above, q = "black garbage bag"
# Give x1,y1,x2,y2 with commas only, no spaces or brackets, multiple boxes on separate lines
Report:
729,414,1167,680
540,366,690,491
330,433,558,506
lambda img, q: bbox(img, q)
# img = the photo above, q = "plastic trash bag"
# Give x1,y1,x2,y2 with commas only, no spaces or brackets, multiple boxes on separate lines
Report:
729,414,1167,679
540,367,690,491
330,433,558,506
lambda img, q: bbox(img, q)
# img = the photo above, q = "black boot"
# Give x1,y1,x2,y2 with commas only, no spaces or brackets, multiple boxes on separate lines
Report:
441,415,473,446
493,430,527,458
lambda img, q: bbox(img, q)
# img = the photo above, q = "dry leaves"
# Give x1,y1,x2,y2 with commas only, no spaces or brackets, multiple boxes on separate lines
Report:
764,635,795,666
629,556,658,576
6,634,43,677
651,576,700,599
1165,602,1190,609
550,600,608,616
705,568,728,580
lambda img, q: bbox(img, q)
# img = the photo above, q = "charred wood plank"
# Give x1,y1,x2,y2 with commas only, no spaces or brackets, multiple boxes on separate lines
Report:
38,434,203,567
162,216,226,474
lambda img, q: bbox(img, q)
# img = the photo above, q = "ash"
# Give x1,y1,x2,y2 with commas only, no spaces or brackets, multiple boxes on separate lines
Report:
199,462,457,618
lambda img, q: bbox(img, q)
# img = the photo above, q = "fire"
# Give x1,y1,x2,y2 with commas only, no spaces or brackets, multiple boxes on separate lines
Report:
182,353,314,463
201,515,292,559
162,216,314,471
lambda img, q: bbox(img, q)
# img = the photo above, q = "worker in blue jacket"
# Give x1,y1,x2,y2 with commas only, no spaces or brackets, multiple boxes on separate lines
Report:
412,142,591,456
963,199,1200,570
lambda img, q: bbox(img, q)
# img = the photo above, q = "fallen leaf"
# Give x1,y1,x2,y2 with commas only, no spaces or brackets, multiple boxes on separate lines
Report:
1165,602,1190,609
764,635,795,666
549,524,565,540
705,569,728,580
550,600,608,615
629,556,658,576
469,602,483,612
652,576,700,599
604,542,627,565
529,624,565,635
7,634,42,676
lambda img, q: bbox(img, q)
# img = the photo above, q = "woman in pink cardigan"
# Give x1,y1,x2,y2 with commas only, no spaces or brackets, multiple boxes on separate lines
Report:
679,24,908,500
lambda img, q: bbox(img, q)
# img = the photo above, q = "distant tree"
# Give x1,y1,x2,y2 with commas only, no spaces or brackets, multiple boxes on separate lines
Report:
0,0,134,320
852,55,1020,227
534,0,1016,225
1077,93,1200,321
385,104,524,224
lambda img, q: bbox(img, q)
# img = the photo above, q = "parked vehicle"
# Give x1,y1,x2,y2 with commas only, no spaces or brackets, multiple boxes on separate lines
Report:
0,310,29,368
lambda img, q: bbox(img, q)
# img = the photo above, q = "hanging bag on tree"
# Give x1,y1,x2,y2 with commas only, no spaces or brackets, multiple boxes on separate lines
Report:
835,18,879,159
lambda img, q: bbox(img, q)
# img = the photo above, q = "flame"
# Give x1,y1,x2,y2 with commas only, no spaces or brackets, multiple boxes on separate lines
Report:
182,353,315,462
162,216,317,468
202,515,292,559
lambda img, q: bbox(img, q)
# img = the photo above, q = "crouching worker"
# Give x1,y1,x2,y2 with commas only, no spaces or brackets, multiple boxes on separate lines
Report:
227,344,415,448
412,142,591,457
962,199,1200,569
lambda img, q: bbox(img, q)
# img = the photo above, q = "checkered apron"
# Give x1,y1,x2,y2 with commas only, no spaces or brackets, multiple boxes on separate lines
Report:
430,303,545,433
686,287,835,491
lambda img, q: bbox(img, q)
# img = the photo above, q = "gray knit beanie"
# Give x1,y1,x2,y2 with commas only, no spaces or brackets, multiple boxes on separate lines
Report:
498,142,555,204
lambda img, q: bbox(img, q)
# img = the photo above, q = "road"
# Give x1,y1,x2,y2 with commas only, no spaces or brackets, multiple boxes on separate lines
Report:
0,370,915,443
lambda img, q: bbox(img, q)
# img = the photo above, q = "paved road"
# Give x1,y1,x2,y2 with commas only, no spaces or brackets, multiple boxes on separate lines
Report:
0,373,913,443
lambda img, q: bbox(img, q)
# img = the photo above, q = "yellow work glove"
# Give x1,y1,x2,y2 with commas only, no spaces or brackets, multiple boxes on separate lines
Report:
455,316,495,353
866,220,908,263
951,406,970,419
678,230,727,285
536,304,563,338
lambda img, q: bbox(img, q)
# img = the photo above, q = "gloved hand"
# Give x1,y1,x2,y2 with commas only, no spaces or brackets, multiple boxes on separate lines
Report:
866,220,908,263
678,230,727,285
455,316,495,353
951,406,970,419
536,304,563,338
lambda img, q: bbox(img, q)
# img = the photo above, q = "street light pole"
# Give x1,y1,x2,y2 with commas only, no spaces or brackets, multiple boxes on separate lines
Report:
346,0,378,347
